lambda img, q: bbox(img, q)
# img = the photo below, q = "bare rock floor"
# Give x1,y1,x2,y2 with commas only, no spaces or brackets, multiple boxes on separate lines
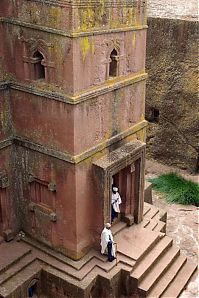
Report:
145,160,199,297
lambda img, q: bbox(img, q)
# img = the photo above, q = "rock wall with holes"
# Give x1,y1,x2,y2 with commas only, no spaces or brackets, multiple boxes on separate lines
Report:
145,17,199,172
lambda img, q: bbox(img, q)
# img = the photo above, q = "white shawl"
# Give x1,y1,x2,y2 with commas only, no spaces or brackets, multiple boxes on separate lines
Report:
100,227,115,257
112,192,122,213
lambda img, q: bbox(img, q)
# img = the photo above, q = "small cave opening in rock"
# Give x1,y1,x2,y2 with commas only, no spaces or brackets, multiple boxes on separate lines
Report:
146,107,160,123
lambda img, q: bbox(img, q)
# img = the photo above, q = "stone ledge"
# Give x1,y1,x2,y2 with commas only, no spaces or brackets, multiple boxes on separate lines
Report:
29,202,57,222
0,17,148,38
0,120,148,164
8,72,147,105
0,138,12,150
26,0,145,8
93,139,146,170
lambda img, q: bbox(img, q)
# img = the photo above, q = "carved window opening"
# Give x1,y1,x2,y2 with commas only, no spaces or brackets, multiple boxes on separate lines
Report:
29,178,55,208
109,49,118,78
32,51,45,80
28,175,57,223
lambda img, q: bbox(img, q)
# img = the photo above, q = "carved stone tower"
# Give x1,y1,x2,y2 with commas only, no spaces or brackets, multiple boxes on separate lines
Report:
0,0,147,260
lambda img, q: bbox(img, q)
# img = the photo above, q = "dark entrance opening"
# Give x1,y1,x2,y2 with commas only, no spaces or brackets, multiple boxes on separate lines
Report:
111,159,141,225
28,282,38,297
147,107,160,123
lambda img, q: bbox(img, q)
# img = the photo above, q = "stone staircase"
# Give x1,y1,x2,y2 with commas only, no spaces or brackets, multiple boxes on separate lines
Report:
129,203,197,298
130,235,197,298
142,202,167,233
0,203,197,298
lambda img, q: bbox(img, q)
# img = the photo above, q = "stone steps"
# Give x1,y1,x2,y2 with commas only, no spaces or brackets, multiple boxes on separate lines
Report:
80,262,132,290
112,221,127,236
144,218,159,230
143,203,167,223
0,260,42,297
138,246,180,295
144,207,160,221
160,261,198,298
148,254,187,298
136,234,162,264
0,252,35,286
144,218,167,233
0,201,196,298
117,252,136,267
143,204,152,216
0,242,31,275
153,221,166,233
23,237,82,269
131,236,173,284
142,203,167,234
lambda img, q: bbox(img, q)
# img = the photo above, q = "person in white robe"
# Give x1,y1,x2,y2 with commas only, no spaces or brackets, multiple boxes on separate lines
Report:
111,187,122,222
100,223,116,262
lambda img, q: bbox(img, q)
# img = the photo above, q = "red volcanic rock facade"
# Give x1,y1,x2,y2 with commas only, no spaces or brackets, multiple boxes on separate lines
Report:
0,0,147,260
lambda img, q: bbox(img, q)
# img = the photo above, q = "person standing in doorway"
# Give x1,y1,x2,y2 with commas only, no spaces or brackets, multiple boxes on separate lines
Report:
100,223,116,262
111,186,122,223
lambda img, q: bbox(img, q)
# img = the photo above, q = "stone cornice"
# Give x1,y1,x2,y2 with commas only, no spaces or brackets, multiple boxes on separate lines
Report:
0,18,147,38
0,120,148,164
0,138,13,150
26,0,144,8
1,72,147,105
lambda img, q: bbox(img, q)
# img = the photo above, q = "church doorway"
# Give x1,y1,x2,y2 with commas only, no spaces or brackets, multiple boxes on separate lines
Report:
93,140,146,227
111,159,141,225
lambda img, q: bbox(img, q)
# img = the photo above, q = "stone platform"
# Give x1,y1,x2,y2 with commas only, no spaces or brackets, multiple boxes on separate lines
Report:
0,203,197,298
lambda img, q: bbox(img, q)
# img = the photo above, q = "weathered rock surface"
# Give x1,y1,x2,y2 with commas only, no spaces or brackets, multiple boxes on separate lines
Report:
147,0,198,21
146,18,199,173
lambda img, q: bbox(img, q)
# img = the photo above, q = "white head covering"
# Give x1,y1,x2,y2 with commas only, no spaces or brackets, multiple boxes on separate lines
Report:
105,223,111,228
113,187,118,192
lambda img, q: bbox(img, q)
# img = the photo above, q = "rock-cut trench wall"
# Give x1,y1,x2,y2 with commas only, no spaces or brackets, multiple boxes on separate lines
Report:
146,18,199,173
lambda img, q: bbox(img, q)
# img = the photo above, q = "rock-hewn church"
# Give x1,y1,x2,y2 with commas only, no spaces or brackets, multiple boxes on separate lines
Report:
0,1,196,297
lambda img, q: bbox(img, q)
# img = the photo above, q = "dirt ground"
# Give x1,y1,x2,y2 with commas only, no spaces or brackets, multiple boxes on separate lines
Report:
145,159,199,298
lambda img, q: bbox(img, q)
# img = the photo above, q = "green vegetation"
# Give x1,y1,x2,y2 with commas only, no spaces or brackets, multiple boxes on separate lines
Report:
148,173,199,207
